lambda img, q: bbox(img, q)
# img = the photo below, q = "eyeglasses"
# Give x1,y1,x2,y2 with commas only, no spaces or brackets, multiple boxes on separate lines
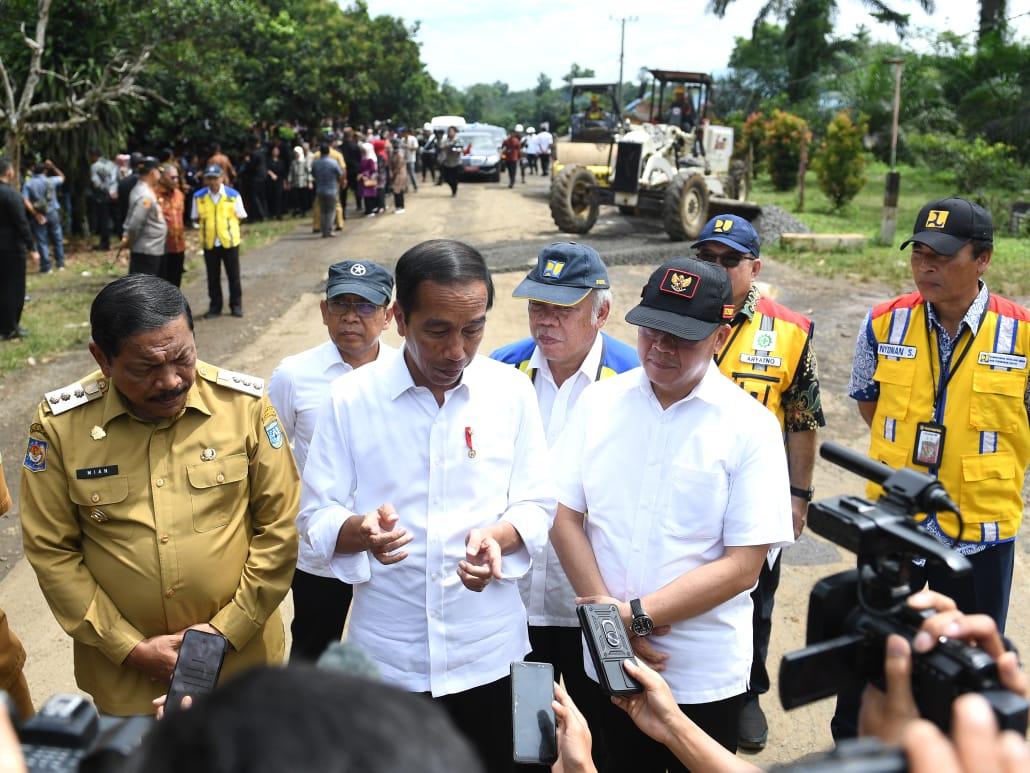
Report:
695,251,755,269
327,299,382,317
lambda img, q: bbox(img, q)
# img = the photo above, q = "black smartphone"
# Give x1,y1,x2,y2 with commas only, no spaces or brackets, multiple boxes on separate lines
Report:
165,629,228,713
577,603,643,696
510,661,557,765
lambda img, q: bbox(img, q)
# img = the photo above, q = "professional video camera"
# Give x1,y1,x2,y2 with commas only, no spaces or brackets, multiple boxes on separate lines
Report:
778,442,1028,735
1,691,150,772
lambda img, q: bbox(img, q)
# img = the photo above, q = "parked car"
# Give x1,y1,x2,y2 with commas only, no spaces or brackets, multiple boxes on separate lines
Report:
458,131,501,182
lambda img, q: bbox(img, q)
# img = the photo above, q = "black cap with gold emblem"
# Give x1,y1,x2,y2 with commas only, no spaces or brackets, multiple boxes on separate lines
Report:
900,197,993,256
625,257,734,341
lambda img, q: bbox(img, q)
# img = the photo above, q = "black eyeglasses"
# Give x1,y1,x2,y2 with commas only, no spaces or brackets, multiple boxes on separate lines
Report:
327,299,382,318
695,251,755,269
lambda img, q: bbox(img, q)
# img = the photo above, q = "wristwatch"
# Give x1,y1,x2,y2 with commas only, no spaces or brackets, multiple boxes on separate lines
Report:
629,598,654,637
790,485,815,502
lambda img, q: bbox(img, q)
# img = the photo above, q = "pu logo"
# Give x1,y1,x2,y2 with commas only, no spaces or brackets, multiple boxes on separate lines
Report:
925,210,950,229
713,219,734,233
670,272,693,292
542,260,565,278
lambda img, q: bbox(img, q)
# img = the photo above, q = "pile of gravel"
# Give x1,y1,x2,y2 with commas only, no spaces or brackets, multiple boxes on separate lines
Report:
754,204,810,246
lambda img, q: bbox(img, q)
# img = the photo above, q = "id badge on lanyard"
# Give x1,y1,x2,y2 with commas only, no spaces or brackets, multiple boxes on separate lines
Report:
917,314,974,469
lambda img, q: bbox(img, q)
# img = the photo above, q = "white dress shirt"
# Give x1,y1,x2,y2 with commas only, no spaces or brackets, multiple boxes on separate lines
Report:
556,362,794,704
298,349,556,696
520,334,603,626
268,339,395,577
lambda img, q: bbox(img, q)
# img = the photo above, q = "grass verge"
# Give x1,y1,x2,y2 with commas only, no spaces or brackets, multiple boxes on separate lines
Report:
753,161,1030,296
0,216,303,377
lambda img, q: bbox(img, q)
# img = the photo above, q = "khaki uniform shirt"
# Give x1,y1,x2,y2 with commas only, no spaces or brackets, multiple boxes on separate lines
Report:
19,362,299,715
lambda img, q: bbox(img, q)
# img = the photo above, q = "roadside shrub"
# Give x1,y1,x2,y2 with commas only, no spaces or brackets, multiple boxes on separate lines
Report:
740,111,766,168
812,111,868,210
908,132,1022,192
762,109,809,191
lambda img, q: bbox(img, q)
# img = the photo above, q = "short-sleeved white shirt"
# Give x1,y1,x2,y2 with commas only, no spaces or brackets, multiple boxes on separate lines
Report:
556,362,794,704
268,339,395,576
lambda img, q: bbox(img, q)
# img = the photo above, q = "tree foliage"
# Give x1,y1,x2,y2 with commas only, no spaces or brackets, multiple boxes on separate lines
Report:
812,110,868,209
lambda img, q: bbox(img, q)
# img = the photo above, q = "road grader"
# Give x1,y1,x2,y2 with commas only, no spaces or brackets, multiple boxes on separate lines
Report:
549,69,760,241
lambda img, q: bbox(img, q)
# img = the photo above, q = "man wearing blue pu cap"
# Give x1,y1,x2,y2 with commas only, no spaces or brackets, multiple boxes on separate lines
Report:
692,214,825,751
491,242,637,764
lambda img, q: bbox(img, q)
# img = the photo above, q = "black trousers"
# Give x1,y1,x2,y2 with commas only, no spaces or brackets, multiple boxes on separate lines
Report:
289,569,353,662
363,196,376,215
393,191,405,210
540,153,550,176
161,251,185,288
0,249,26,336
747,553,781,696
527,625,609,770
422,154,437,182
248,180,267,221
129,251,163,276
505,160,518,186
93,196,112,248
433,675,513,773
442,165,460,194
831,540,1016,740
203,245,241,313
596,688,744,772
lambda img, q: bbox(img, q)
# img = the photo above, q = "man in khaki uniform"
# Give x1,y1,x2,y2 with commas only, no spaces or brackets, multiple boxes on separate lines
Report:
0,453,34,719
19,274,299,716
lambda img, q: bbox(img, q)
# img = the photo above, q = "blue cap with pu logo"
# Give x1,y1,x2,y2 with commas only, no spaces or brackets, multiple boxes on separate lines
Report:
691,214,761,258
512,242,611,307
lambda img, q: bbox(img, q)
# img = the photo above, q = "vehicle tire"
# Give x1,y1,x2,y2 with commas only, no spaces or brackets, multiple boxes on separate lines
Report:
617,205,637,216
490,171,501,183
663,173,709,241
550,165,600,234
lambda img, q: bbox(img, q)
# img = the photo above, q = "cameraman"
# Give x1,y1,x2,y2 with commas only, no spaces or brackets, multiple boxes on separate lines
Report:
550,591,1028,773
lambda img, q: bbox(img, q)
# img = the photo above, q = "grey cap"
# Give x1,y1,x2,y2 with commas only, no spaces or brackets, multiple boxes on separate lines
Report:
326,260,394,305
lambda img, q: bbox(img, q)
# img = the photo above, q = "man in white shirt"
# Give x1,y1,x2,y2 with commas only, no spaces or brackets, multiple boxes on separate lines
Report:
536,125,554,176
268,260,396,661
490,242,638,764
551,257,794,771
402,127,420,192
298,239,555,772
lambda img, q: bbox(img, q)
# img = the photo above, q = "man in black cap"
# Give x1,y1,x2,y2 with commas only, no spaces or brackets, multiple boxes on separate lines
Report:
848,198,1029,638
191,164,248,318
491,242,637,766
551,257,794,771
121,157,168,276
268,260,396,661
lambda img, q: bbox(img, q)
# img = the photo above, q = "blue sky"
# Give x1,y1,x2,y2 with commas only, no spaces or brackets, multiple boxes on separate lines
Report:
362,0,1030,91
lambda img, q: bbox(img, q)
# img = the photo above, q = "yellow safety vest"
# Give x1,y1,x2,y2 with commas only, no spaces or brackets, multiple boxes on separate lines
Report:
195,187,242,250
867,292,1030,542
716,295,812,432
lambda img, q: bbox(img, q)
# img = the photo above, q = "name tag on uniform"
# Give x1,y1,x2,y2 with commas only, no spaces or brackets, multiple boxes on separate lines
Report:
877,343,917,359
978,352,1027,369
76,465,119,479
740,353,782,367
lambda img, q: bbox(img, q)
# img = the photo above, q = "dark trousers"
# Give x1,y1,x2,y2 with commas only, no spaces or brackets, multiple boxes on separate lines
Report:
831,540,1016,740
93,196,112,248
317,193,337,236
289,569,352,662
362,196,376,215
266,180,284,219
129,251,163,276
161,251,185,288
203,245,241,313
506,160,518,186
527,626,609,770
434,676,513,773
540,153,551,176
248,181,267,221
348,172,362,210
422,155,437,182
0,249,26,336
596,689,744,772
748,553,781,697
407,161,418,191
442,165,459,195
393,191,405,210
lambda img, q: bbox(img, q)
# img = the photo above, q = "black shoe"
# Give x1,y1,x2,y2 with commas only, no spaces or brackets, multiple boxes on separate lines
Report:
203,310,221,320
230,308,243,318
738,696,768,752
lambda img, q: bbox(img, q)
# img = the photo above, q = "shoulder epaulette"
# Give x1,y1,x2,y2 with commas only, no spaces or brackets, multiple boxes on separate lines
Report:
197,362,263,397
43,377,107,416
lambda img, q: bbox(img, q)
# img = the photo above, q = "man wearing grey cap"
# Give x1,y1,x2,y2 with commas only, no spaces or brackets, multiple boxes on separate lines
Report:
122,157,167,276
490,242,637,762
551,257,794,770
848,198,1029,637
268,260,396,661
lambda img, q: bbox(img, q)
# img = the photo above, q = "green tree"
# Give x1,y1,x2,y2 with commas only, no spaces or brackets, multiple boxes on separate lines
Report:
812,110,868,209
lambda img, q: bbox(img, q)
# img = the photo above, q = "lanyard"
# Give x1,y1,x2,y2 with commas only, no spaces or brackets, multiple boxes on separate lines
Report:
925,311,976,413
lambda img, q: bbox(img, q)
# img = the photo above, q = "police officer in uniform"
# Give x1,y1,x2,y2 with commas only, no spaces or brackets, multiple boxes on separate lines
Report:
849,198,1029,632
491,242,638,767
122,157,168,276
693,214,825,751
19,274,299,716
